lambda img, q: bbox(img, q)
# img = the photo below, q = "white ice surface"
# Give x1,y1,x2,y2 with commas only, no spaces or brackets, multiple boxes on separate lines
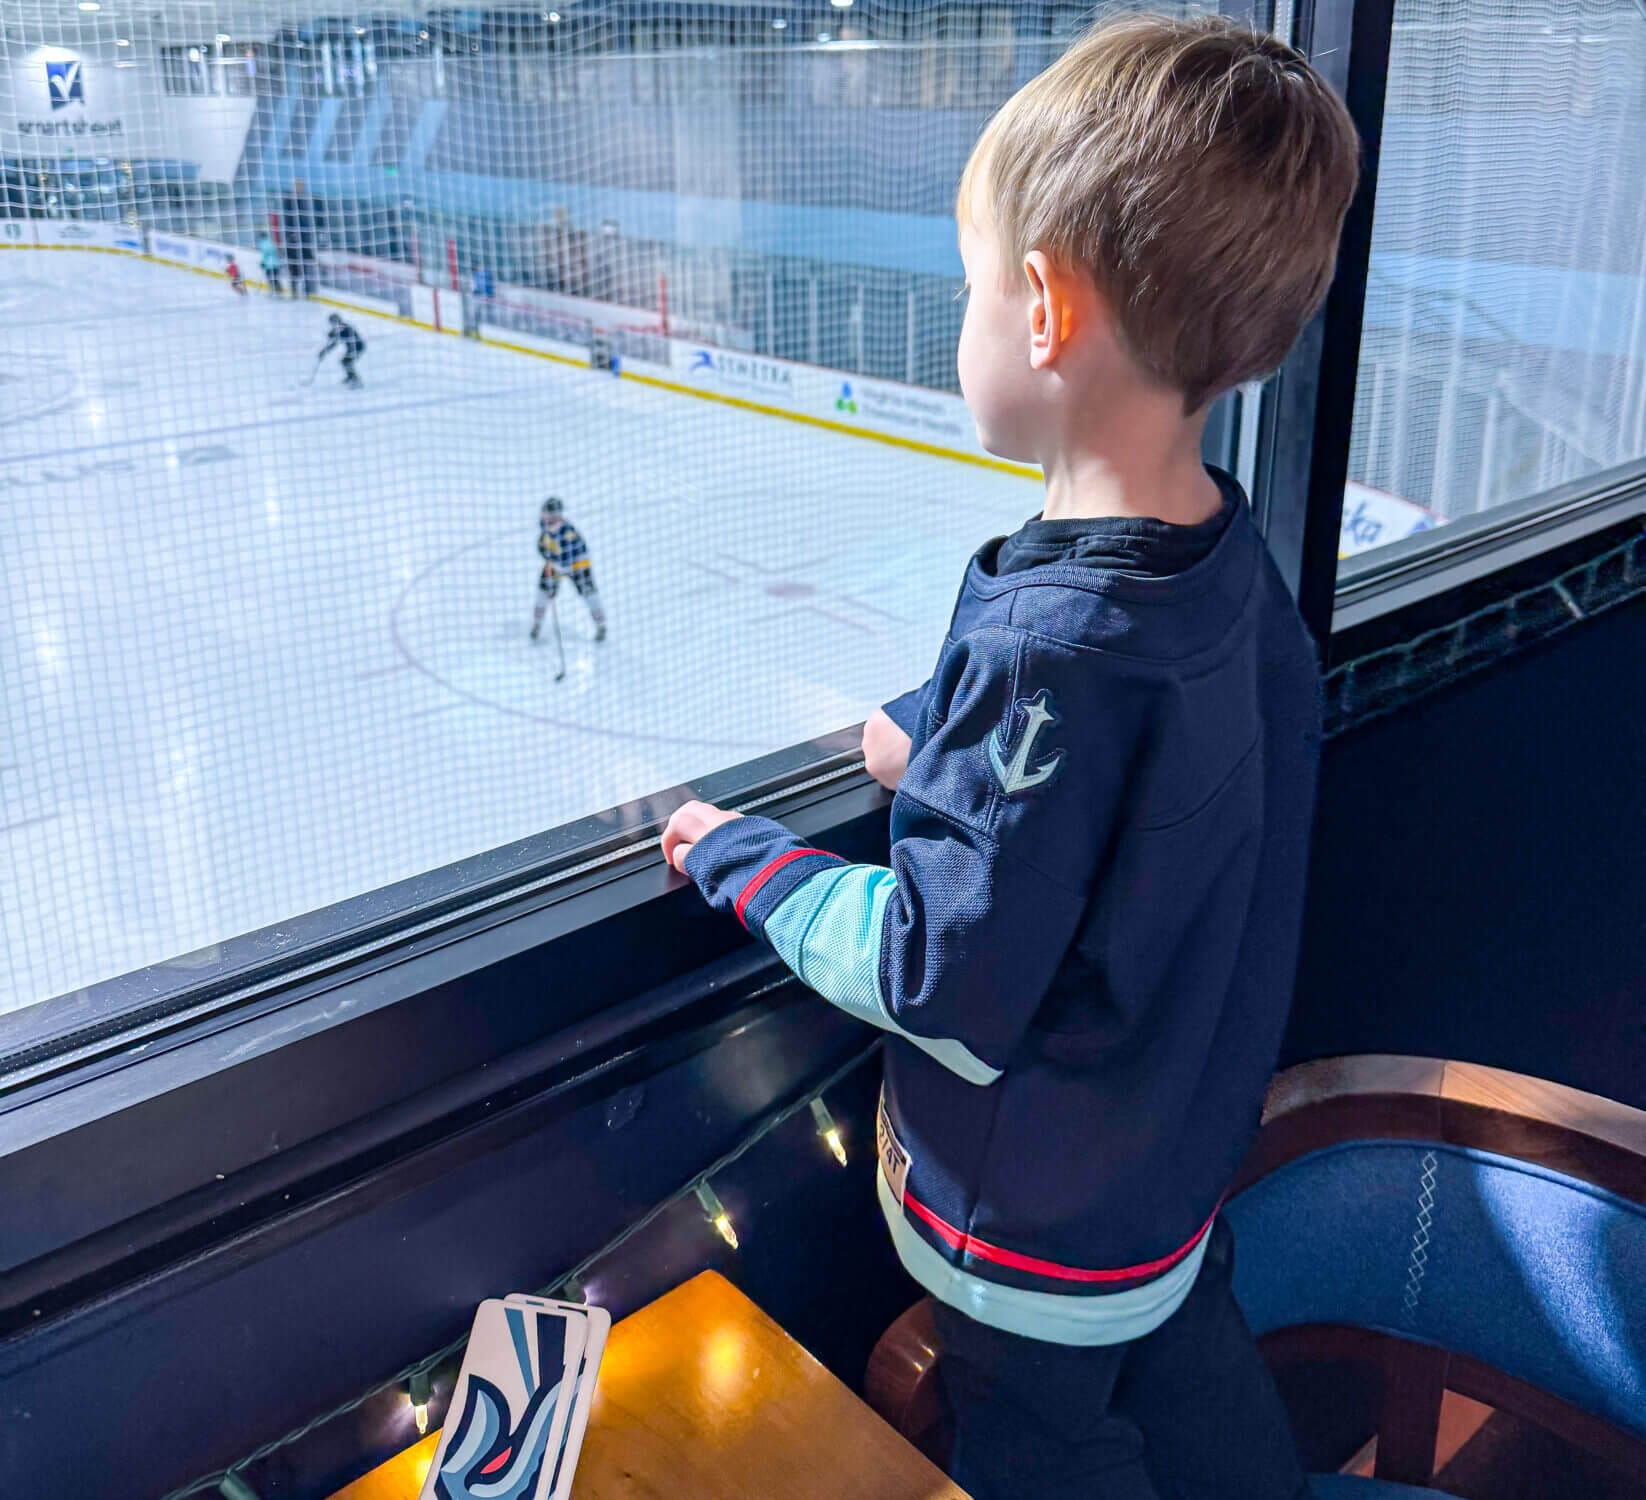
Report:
0,251,1034,1014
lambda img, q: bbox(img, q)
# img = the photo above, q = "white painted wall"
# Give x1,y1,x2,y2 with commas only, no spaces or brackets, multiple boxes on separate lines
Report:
154,90,257,181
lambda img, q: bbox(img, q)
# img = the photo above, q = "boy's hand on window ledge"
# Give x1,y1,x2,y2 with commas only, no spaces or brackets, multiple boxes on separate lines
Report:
862,708,913,792
663,800,743,874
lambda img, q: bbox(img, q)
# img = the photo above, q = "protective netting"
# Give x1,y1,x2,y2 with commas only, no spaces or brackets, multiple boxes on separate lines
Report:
1348,0,1646,541
14,2,1634,1019
4,2,1226,1016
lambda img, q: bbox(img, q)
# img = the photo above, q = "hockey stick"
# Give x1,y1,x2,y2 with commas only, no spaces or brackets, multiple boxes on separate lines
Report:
548,592,567,682
300,352,324,387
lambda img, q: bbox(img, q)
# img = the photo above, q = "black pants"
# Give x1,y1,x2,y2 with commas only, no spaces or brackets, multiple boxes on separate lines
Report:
540,567,598,601
933,1218,1308,1500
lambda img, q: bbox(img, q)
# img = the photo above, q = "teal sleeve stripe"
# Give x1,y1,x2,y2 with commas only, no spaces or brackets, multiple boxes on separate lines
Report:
762,863,890,1016
763,864,1002,1087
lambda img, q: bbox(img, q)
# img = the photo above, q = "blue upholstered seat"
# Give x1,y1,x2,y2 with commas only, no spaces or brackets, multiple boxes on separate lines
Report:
1225,1140,1646,1441
1308,1477,1440,1498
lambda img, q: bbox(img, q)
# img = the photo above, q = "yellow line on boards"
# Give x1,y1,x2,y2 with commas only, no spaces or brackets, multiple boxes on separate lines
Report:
310,293,451,334
142,254,270,291
1,242,133,254
7,241,1039,481
616,367,1039,480
478,334,587,371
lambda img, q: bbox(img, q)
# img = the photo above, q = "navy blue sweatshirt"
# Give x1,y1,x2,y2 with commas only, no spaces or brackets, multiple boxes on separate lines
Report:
684,470,1322,1344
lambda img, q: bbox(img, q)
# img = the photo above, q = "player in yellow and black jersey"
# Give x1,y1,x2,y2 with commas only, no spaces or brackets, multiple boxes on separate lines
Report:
532,497,607,644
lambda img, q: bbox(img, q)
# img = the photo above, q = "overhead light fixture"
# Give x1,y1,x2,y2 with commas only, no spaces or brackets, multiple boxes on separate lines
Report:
771,16,787,27
548,10,560,20
418,29,429,39
116,37,131,46
78,2,101,10
830,0,853,8
354,26,365,35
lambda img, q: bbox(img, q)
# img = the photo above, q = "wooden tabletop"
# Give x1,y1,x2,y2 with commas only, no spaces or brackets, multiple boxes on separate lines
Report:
332,1271,968,1500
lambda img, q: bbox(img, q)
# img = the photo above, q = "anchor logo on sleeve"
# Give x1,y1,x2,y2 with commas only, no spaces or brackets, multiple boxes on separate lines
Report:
988,690,1063,795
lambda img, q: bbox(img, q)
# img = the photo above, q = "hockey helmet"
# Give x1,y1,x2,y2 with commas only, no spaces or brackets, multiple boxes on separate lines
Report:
541,497,565,518
327,312,345,328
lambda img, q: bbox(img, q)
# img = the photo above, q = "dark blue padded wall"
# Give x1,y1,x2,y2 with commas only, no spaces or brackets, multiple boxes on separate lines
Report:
1288,593,1646,1109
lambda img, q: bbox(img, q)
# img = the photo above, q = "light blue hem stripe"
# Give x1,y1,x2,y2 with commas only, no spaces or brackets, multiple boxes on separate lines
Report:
876,1168,1206,1347
763,863,1000,1087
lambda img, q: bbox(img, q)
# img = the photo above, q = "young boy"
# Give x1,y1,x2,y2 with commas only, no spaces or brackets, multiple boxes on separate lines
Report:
663,15,1358,1500
225,257,247,296
531,497,607,643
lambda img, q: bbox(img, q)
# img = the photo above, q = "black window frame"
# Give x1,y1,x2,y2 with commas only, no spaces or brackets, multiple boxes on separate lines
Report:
0,734,887,1286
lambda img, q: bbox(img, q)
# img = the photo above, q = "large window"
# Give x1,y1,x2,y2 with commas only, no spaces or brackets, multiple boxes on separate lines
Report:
1343,0,1646,559
8,1,1236,1038
20,0,1626,1057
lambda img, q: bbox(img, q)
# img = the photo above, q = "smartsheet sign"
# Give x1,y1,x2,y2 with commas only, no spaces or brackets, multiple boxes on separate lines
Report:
46,58,84,108
18,51,125,140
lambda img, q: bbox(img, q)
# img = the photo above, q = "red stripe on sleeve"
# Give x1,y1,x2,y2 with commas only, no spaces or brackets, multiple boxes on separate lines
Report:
733,848,838,930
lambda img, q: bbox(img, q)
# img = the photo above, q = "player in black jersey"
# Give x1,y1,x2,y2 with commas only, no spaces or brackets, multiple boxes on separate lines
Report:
318,313,366,388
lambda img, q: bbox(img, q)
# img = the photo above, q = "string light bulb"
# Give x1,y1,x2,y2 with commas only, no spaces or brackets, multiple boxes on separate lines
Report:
810,1097,847,1166
408,1370,432,1436
218,1475,260,1500
695,1181,738,1249
560,1275,587,1304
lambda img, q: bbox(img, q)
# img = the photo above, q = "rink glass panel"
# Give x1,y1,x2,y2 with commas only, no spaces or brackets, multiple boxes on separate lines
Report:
4,1,1232,1021
1342,0,1646,556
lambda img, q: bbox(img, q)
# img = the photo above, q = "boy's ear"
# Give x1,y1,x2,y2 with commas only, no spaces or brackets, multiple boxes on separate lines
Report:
1023,250,1072,372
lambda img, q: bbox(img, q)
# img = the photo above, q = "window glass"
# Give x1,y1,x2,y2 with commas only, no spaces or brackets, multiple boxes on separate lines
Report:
1344,0,1646,560
2,1,1218,1028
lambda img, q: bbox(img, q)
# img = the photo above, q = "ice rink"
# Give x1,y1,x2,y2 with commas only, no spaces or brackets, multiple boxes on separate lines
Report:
0,250,1032,1014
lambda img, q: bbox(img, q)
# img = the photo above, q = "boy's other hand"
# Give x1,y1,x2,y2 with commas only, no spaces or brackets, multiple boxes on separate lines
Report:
862,708,913,792
663,800,743,873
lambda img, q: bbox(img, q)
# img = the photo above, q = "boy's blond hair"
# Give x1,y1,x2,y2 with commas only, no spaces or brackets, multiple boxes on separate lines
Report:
960,13,1360,411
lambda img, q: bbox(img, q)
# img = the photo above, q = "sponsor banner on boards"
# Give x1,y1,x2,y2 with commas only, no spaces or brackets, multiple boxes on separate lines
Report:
824,374,979,450
675,345,798,405
32,218,142,252
1340,480,1441,558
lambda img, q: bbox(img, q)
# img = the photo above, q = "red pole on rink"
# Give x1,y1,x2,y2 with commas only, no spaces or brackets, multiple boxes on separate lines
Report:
658,272,669,337
447,237,459,292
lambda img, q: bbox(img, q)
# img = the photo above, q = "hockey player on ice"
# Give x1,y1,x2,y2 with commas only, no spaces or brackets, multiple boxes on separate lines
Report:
259,233,284,297
225,257,247,296
317,313,366,388
532,497,607,643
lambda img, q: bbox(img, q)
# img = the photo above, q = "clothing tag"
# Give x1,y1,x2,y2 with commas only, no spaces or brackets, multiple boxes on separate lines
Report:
877,1092,911,1207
